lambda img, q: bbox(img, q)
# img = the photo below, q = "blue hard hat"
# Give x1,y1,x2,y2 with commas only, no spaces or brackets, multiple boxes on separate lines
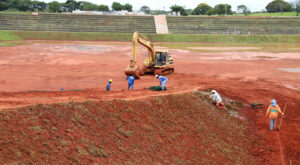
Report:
271,99,276,106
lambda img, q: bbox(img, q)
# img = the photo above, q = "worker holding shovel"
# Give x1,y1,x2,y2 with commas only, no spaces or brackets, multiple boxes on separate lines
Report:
265,99,284,131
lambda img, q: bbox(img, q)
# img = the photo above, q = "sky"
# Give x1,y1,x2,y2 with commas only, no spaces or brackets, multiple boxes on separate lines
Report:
42,0,277,12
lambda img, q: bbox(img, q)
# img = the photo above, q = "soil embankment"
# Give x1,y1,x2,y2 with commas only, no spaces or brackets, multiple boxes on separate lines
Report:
0,92,258,164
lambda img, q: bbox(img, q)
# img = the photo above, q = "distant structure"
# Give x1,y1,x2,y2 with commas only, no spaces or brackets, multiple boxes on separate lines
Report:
170,11,180,16
154,15,169,34
72,10,146,16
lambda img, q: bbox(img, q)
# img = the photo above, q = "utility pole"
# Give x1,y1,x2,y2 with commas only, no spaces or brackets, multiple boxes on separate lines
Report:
225,4,227,15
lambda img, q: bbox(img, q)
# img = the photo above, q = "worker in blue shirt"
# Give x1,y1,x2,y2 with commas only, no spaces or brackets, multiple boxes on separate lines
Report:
155,75,168,90
106,79,112,91
126,76,135,90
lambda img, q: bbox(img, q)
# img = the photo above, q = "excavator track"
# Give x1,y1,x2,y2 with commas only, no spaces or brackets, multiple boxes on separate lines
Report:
154,67,174,76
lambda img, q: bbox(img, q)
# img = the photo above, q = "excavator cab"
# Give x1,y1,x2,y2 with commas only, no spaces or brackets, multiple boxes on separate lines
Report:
155,51,173,66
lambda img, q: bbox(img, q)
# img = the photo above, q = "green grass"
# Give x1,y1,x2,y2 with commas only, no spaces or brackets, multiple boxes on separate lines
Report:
0,31,23,41
1,30,299,52
156,42,300,53
148,34,300,43
8,31,300,43
0,41,24,46
247,12,298,17
0,11,32,15
12,31,132,41
0,31,24,46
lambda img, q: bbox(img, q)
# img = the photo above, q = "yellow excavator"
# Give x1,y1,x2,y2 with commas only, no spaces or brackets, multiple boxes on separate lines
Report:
125,32,174,79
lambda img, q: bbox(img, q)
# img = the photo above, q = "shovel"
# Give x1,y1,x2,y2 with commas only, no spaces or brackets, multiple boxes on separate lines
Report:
276,103,287,131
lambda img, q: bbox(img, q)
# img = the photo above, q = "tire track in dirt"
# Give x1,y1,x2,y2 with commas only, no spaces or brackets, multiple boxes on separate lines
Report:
276,133,286,165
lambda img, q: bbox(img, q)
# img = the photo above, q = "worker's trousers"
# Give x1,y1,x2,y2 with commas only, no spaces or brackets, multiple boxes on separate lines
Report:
128,84,134,90
270,119,276,131
161,80,168,90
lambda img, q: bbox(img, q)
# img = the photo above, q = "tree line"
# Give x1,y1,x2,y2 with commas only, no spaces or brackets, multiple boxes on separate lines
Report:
0,0,299,16
0,0,132,12
190,0,300,16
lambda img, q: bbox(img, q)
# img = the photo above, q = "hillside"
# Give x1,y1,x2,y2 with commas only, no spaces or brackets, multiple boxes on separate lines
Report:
0,92,258,164
1,13,300,35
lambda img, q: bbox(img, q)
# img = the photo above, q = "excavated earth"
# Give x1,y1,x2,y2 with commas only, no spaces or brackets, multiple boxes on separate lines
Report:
0,41,299,164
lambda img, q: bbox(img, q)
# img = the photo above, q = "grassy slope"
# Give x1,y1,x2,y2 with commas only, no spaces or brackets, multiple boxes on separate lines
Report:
248,12,298,16
156,42,300,53
8,31,300,43
0,31,22,41
0,31,23,46
0,92,258,164
1,30,299,52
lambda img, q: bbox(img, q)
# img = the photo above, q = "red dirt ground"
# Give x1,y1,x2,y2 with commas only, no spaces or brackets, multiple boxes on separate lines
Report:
0,93,259,164
0,41,299,164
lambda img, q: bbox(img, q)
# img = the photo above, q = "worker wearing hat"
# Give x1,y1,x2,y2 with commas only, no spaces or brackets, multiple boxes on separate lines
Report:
106,79,112,91
266,99,284,131
210,90,224,109
155,75,168,90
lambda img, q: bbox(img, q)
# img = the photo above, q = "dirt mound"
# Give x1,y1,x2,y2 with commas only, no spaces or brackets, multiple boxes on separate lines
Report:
214,82,300,165
0,92,258,164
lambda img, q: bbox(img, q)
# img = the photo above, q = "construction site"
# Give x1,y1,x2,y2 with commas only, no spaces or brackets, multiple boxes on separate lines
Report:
0,12,300,164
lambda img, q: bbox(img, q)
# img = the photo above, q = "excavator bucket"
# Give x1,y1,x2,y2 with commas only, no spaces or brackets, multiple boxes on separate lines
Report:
125,65,140,79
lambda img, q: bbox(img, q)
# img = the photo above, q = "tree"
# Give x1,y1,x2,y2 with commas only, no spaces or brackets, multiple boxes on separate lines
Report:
123,3,132,12
32,1,47,11
33,1,46,11
79,2,97,11
151,10,169,15
192,3,212,15
112,2,123,11
140,5,150,14
7,0,20,10
17,0,32,11
296,0,300,16
170,5,187,16
98,5,109,11
206,8,215,16
48,1,61,12
214,4,232,15
0,1,9,11
266,0,292,13
237,5,251,15
65,0,79,12
185,9,193,15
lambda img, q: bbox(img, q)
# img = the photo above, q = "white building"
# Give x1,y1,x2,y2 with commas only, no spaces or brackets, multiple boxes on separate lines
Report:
72,10,146,16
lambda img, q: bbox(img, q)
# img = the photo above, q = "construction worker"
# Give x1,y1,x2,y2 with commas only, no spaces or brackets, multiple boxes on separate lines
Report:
210,90,224,109
106,79,112,91
126,75,135,90
155,75,168,90
266,99,284,131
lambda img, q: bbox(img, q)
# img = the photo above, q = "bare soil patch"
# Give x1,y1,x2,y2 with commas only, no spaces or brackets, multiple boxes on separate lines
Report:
188,47,262,50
